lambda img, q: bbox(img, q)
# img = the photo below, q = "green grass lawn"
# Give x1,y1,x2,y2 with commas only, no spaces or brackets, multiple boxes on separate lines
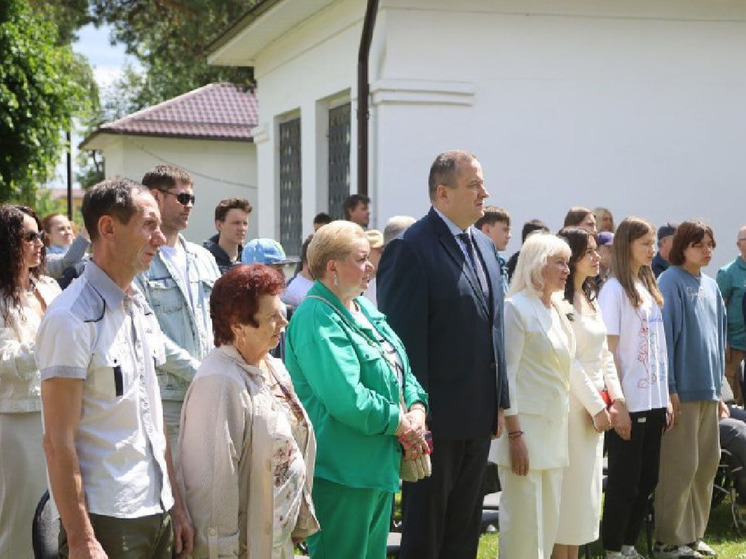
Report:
477,502,746,558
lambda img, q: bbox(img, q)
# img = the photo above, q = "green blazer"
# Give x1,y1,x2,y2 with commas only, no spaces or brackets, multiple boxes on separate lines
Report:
285,281,428,492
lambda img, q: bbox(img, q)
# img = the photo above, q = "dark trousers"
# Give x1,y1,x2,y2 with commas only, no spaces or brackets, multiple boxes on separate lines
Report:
602,408,667,552
399,437,490,559
720,416,746,504
60,511,174,559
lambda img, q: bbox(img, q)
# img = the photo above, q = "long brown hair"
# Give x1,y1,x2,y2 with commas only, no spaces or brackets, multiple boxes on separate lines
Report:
0,205,45,322
557,226,598,305
611,217,663,308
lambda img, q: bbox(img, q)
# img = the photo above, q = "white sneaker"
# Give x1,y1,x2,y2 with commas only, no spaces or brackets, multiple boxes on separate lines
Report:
688,540,716,557
653,542,703,558
621,545,645,558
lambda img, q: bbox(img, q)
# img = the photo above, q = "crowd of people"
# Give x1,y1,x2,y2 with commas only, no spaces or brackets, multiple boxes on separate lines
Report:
1,152,745,559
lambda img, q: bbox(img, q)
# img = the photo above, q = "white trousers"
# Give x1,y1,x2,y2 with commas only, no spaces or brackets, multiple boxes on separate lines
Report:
498,466,563,559
0,412,47,559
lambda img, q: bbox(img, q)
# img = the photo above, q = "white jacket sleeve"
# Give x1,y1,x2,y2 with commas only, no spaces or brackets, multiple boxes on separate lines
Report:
0,324,37,380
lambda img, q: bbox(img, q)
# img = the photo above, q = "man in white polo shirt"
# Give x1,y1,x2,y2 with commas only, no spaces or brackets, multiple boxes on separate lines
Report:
38,178,193,558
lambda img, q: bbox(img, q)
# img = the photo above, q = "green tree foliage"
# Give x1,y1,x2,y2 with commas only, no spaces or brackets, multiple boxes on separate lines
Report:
28,0,93,45
0,0,94,203
90,0,256,111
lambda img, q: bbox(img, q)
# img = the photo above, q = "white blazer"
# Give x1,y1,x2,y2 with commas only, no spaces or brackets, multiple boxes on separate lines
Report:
493,291,575,470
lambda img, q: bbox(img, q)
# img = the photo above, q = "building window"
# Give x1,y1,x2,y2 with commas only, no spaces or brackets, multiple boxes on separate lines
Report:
328,102,351,219
279,117,302,257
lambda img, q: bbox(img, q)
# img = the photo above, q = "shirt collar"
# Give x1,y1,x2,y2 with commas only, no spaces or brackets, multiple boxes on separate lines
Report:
433,207,473,238
84,261,127,309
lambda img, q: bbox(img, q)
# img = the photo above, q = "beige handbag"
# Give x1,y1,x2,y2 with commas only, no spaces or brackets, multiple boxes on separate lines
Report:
398,399,432,482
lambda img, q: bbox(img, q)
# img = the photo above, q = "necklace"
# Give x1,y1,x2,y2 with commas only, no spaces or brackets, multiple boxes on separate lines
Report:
25,278,36,294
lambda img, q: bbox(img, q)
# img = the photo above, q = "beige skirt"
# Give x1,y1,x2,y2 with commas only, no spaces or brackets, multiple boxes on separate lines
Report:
0,411,47,559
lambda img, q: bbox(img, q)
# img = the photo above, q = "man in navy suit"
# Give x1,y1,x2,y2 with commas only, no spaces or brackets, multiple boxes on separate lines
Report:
378,150,510,559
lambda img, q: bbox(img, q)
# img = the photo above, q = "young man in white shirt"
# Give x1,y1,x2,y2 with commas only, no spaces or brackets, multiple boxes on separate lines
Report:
136,165,221,454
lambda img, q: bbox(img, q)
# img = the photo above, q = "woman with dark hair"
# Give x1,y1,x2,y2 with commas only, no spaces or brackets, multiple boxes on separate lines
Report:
553,227,626,559
41,212,90,280
563,207,597,234
0,204,61,557
598,217,670,559
179,264,319,558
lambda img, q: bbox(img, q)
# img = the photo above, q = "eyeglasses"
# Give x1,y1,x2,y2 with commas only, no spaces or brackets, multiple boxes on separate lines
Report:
154,188,196,206
22,230,44,243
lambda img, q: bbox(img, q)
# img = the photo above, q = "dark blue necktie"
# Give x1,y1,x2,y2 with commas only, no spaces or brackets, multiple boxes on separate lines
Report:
459,233,488,297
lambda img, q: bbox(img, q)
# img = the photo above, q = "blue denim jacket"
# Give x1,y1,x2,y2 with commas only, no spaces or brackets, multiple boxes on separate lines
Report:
135,236,220,401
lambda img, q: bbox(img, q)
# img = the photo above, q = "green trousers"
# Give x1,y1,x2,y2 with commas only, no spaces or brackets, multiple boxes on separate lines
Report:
59,511,173,559
307,477,393,559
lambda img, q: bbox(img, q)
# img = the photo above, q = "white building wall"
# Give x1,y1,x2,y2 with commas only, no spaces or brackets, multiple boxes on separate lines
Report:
251,0,363,240
237,0,746,271
100,136,258,245
371,0,746,271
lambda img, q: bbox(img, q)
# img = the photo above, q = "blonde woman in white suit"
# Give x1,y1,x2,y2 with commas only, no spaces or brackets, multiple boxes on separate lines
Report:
493,232,575,559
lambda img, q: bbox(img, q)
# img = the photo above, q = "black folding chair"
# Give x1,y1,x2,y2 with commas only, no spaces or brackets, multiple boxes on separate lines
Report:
32,490,58,559
712,448,744,535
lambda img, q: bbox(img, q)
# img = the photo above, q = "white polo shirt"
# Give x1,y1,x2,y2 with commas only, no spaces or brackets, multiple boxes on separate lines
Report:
37,262,174,518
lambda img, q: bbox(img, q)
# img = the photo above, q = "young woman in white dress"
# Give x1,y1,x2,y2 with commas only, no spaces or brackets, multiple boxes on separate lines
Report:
552,227,628,559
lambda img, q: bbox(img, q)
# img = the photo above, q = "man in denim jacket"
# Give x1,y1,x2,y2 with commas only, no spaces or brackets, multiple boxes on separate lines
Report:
135,165,220,454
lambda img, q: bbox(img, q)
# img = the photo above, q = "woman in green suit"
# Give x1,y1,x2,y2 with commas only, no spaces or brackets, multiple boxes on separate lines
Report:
285,220,429,559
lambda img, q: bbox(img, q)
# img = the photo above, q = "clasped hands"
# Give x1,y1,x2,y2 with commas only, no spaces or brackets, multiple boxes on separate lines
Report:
607,400,632,440
395,406,430,461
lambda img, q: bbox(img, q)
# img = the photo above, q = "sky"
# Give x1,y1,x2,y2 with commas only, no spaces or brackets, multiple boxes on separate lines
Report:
74,23,129,88
51,23,129,189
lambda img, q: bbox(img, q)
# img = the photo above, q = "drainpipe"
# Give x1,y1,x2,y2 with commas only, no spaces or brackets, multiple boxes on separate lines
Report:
357,0,379,197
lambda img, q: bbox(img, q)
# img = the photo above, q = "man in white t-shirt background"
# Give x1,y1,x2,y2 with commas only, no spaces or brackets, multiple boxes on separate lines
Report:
135,165,221,455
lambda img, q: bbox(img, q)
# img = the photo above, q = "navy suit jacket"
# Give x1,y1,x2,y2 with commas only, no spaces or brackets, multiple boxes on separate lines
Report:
377,208,510,439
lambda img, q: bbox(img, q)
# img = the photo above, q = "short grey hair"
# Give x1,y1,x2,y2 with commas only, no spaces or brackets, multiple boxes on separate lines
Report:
383,215,416,246
82,177,148,242
428,150,476,202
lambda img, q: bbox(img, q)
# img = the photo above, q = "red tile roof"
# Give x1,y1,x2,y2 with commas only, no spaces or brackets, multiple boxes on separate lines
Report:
92,83,257,142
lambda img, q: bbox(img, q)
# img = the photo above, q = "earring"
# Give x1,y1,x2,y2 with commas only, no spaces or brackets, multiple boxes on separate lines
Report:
333,274,340,287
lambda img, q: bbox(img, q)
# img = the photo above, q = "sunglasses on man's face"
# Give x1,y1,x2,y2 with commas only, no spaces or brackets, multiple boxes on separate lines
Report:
155,188,196,206
23,230,44,243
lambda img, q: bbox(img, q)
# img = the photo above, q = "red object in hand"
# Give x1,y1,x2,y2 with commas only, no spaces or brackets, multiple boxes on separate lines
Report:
600,389,612,407
424,431,433,454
